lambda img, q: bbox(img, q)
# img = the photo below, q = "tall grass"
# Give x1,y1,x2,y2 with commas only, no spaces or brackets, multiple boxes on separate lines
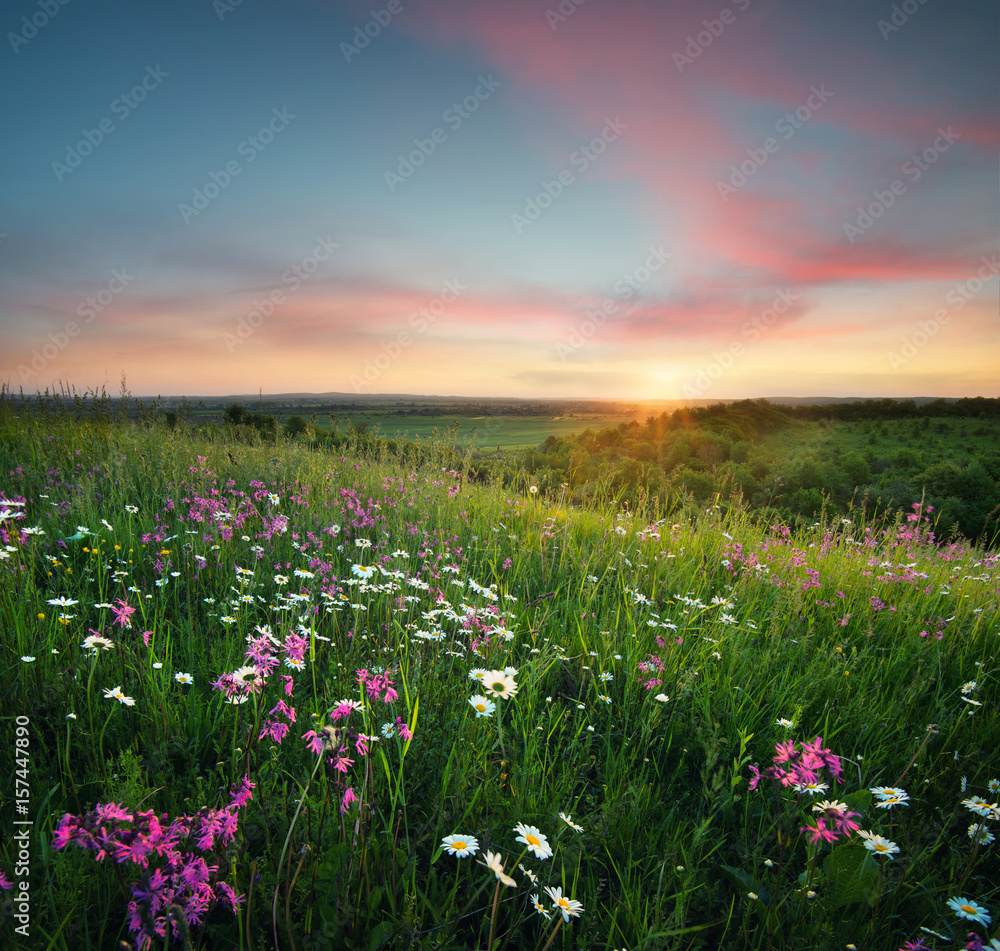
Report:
0,395,997,950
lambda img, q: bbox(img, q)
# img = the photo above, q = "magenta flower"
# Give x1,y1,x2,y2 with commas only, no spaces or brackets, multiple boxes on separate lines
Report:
228,776,255,810
52,814,77,850
774,740,796,763
302,730,325,755
111,598,136,629
341,788,359,814
215,881,244,914
800,818,839,845
332,754,355,774
356,668,399,703
749,737,844,795
51,781,252,950
114,836,154,867
259,720,290,743
395,716,413,741
96,801,133,822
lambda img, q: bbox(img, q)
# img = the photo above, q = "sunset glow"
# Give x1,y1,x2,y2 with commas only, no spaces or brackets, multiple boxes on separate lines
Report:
1,0,996,399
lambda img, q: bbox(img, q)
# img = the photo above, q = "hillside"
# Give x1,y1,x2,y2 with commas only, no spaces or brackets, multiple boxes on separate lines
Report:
0,396,997,950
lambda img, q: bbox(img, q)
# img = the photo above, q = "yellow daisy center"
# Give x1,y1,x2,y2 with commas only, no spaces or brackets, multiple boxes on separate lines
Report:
557,898,569,909
961,905,976,914
475,703,486,712
527,834,540,846
452,840,467,850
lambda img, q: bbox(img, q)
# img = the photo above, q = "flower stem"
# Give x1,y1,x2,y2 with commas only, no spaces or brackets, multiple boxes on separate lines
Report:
273,753,324,949
486,879,501,951
539,916,564,951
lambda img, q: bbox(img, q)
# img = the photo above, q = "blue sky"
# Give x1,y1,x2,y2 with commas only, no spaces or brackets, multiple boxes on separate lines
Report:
1,0,997,399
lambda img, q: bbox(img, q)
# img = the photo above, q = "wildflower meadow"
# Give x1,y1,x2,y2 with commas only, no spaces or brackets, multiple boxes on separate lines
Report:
0,397,997,950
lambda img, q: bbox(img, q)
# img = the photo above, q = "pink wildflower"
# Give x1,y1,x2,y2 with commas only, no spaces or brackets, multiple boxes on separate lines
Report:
302,730,325,755
112,598,136,629
228,776,255,810
800,818,839,845
340,788,359,814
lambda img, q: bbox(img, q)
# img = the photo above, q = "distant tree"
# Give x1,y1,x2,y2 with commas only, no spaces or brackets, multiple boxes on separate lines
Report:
789,487,824,517
893,447,923,471
841,451,870,486
284,415,308,438
730,440,751,464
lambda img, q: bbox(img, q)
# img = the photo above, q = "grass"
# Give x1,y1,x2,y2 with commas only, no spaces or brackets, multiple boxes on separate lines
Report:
0,397,997,951
317,413,641,449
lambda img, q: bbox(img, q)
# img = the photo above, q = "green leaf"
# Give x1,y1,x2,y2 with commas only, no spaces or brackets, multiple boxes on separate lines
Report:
719,864,770,904
61,530,91,541
824,843,878,909
841,788,873,814
368,920,393,951
318,903,340,925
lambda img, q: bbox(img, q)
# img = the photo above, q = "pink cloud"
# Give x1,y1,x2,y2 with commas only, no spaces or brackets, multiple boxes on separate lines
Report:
397,0,996,289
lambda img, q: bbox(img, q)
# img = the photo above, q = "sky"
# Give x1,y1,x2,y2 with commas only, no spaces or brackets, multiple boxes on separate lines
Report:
1,0,997,401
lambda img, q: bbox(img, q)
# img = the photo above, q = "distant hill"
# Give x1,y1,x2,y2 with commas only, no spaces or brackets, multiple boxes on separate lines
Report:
153,392,966,409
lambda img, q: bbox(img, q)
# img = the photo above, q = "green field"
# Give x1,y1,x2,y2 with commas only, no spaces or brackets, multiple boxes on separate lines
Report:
1,397,997,950
319,414,640,450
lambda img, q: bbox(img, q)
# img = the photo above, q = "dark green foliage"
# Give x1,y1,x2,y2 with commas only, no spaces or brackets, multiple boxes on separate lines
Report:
284,415,308,437
223,403,277,442
521,399,1000,544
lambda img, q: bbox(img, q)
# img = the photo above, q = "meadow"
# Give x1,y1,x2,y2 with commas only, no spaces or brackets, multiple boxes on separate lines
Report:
314,414,641,451
0,397,998,951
